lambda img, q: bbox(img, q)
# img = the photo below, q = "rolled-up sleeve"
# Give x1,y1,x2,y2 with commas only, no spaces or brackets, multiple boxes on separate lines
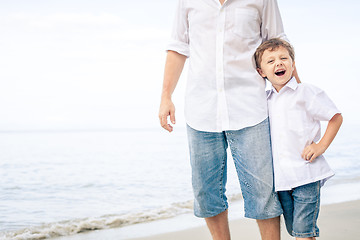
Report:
261,0,288,42
166,0,190,57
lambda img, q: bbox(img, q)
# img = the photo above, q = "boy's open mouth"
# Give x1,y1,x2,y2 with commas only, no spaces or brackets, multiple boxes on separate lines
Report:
275,70,286,76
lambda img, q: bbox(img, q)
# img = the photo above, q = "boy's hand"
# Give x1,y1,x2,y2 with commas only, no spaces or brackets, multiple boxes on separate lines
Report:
302,114,342,163
301,142,326,162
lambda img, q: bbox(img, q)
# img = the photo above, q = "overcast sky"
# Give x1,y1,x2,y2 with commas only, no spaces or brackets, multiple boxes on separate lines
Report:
0,0,359,131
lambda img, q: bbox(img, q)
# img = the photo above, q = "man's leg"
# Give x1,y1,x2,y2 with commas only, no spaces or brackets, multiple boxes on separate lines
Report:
186,125,230,239
226,118,283,240
205,210,231,240
257,217,280,240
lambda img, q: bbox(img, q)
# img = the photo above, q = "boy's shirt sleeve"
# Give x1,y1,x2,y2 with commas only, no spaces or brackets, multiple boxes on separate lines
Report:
305,85,341,121
166,0,190,57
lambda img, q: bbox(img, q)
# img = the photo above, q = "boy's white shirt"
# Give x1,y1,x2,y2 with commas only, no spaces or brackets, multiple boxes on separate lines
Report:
267,77,340,191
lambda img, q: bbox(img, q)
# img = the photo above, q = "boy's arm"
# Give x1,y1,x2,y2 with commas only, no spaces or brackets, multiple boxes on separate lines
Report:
302,113,343,162
159,50,187,132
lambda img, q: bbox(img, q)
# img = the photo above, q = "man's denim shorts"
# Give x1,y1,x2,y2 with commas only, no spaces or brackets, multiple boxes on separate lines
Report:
186,118,283,219
278,181,321,238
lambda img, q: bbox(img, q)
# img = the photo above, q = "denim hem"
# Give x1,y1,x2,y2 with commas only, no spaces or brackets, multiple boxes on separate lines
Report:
244,211,283,220
194,207,228,219
291,231,319,238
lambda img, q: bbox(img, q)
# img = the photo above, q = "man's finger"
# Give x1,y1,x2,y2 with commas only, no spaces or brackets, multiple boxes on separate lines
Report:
161,115,168,127
170,109,176,124
160,114,173,132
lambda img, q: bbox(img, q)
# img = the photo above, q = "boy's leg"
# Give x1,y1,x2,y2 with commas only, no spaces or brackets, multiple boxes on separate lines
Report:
186,125,230,238
278,190,295,236
226,118,283,239
291,181,321,239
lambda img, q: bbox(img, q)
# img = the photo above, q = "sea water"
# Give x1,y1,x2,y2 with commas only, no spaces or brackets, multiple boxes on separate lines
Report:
0,124,359,239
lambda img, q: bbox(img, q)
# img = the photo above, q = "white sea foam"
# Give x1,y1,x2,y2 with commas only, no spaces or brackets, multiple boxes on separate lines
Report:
0,201,190,240
0,194,246,240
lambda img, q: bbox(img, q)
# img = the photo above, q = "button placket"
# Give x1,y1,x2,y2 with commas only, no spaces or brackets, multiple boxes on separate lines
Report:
215,7,229,130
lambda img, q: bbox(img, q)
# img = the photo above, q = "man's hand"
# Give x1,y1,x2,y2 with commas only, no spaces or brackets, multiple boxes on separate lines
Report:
159,98,176,132
301,142,326,162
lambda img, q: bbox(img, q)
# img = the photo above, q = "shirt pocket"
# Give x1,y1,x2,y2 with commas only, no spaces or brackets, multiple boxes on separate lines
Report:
232,8,260,39
287,110,307,134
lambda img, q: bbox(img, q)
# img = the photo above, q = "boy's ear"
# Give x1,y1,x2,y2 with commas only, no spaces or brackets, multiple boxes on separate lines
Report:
257,68,266,78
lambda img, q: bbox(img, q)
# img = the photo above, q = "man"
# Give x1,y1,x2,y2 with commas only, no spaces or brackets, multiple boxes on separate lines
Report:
159,0,298,239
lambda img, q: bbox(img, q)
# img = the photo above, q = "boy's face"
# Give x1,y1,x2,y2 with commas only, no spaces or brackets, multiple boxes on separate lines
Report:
257,46,295,92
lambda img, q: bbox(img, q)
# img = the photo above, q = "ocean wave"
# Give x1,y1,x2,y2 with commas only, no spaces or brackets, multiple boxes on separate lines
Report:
0,193,243,240
0,201,193,240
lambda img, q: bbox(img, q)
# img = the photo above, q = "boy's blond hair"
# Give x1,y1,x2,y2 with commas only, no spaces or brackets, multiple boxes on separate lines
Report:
254,38,295,69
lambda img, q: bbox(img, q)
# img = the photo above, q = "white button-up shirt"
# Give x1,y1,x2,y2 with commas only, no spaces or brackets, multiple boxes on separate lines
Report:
167,0,287,132
267,78,339,191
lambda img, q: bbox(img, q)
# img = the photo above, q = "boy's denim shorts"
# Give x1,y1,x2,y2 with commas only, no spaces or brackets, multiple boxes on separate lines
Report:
278,181,321,238
186,118,283,219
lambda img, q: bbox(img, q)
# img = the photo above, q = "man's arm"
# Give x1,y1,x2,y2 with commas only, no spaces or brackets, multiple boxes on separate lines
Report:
302,113,343,162
261,0,301,83
293,65,301,83
159,50,187,132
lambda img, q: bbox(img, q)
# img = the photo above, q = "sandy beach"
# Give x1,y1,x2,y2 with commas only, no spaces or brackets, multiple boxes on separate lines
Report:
53,200,360,240
130,200,360,240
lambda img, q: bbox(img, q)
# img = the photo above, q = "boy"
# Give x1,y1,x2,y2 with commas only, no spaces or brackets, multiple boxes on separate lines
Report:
254,38,343,240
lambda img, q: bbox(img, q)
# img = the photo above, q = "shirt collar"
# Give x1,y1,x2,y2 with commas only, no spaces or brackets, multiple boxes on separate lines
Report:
267,77,298,99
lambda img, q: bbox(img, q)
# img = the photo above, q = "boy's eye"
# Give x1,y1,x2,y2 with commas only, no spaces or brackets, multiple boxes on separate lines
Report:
281,57,288,60
267,60,274,64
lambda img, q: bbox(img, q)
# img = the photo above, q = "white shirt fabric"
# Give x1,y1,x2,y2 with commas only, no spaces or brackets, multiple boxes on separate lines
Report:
167,0,287,132
267,77,340,191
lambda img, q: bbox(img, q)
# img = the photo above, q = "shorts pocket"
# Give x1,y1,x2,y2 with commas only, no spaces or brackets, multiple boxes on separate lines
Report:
232,8,260,39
